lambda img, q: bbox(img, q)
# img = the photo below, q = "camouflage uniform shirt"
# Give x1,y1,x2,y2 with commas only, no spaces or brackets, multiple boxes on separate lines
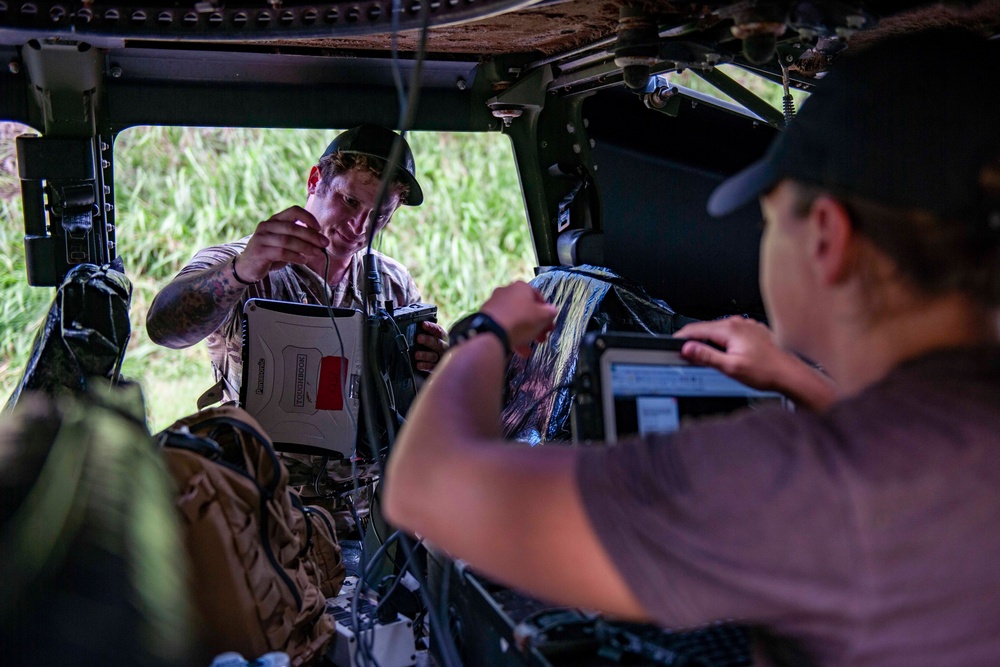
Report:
177,235,421,404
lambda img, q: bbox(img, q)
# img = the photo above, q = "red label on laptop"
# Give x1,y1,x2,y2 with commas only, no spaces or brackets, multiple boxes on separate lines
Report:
316,356,346,410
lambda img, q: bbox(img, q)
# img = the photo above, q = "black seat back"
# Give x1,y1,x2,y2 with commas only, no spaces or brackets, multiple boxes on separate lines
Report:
585,88,775,321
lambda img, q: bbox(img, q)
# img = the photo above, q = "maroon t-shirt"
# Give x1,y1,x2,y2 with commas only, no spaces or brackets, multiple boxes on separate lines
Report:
577,346,1000,666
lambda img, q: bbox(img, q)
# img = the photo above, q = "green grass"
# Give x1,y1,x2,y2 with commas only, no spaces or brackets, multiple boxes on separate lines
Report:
0,125,533,430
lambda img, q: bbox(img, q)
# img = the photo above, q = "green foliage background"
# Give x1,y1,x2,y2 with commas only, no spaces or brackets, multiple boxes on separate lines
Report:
0,126,533,430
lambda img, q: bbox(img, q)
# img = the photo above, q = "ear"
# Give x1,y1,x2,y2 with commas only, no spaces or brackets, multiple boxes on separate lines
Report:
807,194,857,286
306,166,321,195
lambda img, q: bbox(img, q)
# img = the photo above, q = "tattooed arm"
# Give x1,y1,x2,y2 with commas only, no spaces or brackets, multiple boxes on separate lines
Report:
145,258,249,349
147,206,329,349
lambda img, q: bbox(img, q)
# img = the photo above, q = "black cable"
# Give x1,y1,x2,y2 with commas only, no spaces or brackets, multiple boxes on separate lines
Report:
370,534,424,663
357,531,423,667
351,528,422,667
438,557,453,649
351,531,401,667
398,534,462,667
349,3,451,664
316,250,387,667
316,250,367,517
364,0,432,257
346,494,367,545
390,0,407,121
314,454,329,499
367,481,386,547
383,310,420,401
317,5,422,657
412,608,428,643
357,0,432,468
361,529,402,582
314,250,381,667
371,312,398,461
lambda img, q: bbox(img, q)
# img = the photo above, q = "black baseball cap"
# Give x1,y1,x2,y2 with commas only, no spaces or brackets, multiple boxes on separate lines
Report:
708,29,1000,221
321,124,423,206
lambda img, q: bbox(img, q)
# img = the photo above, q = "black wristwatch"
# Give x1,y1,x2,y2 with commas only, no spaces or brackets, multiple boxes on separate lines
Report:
448,312,512,357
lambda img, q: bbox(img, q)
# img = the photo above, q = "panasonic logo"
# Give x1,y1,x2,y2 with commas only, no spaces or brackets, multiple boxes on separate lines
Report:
293,354,307,407
255,358,265,395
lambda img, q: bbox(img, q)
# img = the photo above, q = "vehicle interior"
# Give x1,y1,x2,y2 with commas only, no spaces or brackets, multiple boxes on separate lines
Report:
1,0,997,665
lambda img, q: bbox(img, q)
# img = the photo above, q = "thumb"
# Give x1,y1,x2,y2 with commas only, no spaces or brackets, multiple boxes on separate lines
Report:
680,340,728,370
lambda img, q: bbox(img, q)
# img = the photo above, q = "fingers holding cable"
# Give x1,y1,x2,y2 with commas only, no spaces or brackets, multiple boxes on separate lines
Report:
235,206,329,283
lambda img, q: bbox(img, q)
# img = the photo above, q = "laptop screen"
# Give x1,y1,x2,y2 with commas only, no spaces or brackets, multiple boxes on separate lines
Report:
573,332,784,443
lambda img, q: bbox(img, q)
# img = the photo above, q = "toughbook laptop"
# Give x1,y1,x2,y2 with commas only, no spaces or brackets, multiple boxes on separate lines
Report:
240,298,365,457
572,332,785,443
240,298,437,458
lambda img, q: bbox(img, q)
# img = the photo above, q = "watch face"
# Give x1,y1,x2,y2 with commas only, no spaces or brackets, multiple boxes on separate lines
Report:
448,312,510,355
449,313,478,346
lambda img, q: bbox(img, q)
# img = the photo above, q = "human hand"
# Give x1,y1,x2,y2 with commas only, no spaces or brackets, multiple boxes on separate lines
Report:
233,205,329,283
480,281,558,357
674,316,837,410
674,317,798,392
414,321,448,372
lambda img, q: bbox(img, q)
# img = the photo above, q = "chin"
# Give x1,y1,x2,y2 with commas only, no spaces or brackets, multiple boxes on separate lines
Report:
328,245,360,258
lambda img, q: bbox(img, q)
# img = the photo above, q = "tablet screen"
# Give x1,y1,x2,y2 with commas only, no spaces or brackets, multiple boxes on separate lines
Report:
603,349,782,442
572,333,785,443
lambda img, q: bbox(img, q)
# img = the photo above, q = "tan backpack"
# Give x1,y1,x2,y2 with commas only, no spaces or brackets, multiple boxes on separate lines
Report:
158,406,345,666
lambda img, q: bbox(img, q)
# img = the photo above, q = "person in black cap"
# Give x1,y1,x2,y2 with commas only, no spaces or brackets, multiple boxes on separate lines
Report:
383,29,1000,665
147,125,447,525
147,124,447,405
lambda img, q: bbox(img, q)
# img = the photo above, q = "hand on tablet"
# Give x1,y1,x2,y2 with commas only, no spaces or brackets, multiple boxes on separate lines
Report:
674,317,838,412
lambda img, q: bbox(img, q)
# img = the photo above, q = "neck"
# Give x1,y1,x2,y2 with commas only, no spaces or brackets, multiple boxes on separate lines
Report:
818,291,998,397
307,253,352,287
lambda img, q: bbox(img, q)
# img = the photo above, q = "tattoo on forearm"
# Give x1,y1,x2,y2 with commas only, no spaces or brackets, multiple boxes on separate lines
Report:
147,261,249,347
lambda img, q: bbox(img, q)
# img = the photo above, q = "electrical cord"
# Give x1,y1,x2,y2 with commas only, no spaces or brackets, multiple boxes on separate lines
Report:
353,528,399,667
314,454,329,499
437,557,453,649
370,312,398,462
357,0,432,467
314,251,369,521
390,0,407,121
313,248,384,667
347,1,465,663
399,534,463,667
350,530,401,667
296,14,435,655
369,533,421,612
346,495,367,545
363,0,432,257
383,311,420,399
351,529,423,667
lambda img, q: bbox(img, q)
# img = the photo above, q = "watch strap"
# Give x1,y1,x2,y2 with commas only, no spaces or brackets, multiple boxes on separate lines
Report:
448,312,512,357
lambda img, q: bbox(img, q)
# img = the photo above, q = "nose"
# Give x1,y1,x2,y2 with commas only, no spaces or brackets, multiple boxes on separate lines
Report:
345,209,372,235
